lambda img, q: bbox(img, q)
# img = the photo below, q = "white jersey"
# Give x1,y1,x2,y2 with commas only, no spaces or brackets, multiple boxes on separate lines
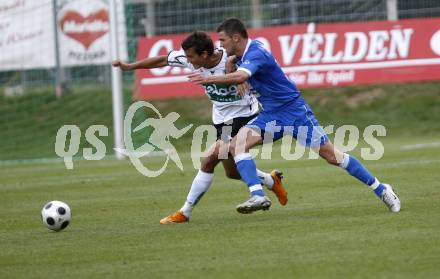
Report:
167,49,259,125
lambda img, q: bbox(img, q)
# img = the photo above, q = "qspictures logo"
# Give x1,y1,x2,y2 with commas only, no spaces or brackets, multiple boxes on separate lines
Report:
55,101,387,177
115,101,193,177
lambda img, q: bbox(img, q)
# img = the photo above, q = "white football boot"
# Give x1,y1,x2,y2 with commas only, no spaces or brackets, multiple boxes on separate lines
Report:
236,195,272,214
380,184,401,213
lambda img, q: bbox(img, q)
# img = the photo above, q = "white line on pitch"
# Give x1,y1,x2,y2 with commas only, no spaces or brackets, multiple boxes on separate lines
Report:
399,142,440,150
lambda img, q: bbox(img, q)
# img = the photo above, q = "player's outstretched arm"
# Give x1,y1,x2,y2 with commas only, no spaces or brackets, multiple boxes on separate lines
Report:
112,55,168,71
188,70,249,85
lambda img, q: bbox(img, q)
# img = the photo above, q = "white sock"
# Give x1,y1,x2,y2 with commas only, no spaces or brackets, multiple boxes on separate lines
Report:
180,170,214,217
368,178,381,190
339,153,350,169
256,169,274,189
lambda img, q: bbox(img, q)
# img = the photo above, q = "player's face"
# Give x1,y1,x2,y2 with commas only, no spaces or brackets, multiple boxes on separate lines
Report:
184,47,207,68
217,31,236,56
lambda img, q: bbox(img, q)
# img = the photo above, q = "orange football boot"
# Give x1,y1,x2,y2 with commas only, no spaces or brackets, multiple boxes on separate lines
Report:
270,170,288,206
159,210,189,224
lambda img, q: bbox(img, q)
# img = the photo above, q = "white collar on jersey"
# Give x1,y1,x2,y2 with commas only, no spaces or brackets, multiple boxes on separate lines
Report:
204,48,225,70
240,39,252,62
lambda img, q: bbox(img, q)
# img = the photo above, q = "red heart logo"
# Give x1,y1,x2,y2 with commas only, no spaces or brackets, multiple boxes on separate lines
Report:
59,9,109,49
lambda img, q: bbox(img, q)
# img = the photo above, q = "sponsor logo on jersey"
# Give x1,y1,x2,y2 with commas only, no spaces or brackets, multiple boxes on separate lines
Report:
204,84,242,102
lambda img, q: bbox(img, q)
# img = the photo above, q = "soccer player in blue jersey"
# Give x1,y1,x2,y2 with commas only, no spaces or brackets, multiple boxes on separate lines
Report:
114,31,287,223
189,18,401,214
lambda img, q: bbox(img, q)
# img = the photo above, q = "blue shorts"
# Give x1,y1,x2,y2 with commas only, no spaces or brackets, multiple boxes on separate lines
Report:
246,97,328,147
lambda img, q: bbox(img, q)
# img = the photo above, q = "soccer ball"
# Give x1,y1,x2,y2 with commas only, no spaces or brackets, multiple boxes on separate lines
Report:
41,201,71,231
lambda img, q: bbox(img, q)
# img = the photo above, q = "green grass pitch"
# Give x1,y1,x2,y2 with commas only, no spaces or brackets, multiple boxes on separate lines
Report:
1,136,440,278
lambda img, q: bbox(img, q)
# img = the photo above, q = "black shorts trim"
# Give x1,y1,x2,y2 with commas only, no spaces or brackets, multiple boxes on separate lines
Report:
214,113,258,141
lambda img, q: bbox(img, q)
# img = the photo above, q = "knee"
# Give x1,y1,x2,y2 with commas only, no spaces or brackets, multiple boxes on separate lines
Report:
200,157,218,173
228,140,238,157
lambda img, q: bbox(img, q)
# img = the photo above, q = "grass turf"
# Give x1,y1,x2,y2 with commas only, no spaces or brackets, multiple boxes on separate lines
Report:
1,135,440,278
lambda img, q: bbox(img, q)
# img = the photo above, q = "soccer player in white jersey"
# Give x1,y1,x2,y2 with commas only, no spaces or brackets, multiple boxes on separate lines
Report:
112,31,288,223
189,18,400,214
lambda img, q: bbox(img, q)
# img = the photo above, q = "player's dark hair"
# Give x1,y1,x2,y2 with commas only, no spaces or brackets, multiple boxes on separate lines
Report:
216,17,248,39
181,31,214,56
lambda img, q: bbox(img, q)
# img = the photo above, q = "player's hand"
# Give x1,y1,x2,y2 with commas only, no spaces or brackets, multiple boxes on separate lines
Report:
236,82,250,97
188,73,207,85
112,60,132,71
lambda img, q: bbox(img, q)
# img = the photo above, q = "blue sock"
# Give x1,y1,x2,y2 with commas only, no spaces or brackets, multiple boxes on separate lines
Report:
234,153,265,197
340,153,377,185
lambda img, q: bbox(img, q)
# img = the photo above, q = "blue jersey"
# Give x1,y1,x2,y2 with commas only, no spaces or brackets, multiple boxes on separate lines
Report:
237,40,301,111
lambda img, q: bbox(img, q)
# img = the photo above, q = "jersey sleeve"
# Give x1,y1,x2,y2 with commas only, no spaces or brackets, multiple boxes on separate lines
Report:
237,48,266,77
167,50,192,69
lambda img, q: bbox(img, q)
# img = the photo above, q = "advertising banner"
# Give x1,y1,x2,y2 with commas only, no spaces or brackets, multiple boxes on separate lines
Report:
134,17,440,100
0,0,127,71
0,0,55,70
57,0,127,66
